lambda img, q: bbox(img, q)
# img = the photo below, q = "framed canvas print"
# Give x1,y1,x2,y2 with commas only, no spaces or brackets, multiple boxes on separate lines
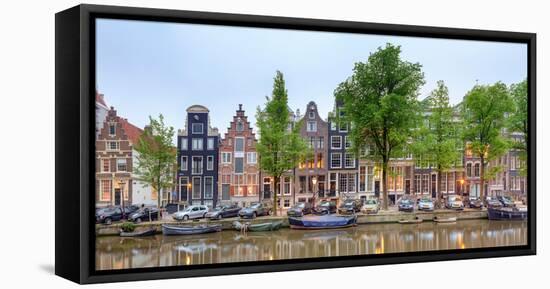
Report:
55,4,536,284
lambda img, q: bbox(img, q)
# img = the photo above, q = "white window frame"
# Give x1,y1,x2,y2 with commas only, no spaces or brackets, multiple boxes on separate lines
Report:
331,153,342,168
192,177,201,199
221,152,232,164
234,137,245,153
204,177,214,199
247,152,257,164
331,136,342,149
192,123,203,134
106,141,119,151
344,153,355,168
207,138,215,150
180,138,188,150
207,155,214,171
180,156,188,171
101,159,110,172
344,136,351,148
192,138,203,151
116,158,127,172
100,180,112,202
191,156,203,175
307,121,317,132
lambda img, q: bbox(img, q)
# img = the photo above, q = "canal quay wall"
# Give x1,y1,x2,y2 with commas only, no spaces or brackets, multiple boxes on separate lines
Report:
96,209,488,236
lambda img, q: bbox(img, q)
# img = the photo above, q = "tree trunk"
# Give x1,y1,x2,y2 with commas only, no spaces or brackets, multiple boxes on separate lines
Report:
158,186,163,221
382,161,389,210
437,165,442,206
273,176,279,216
480,155,485,200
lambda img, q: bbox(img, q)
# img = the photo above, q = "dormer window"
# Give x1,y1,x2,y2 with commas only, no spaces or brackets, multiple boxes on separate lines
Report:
192,123,203,134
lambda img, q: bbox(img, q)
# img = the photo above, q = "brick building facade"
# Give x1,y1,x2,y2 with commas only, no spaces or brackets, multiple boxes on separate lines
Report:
218,104,260,207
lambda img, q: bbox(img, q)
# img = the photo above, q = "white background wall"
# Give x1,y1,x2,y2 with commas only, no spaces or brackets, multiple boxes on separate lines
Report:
0,0,546,288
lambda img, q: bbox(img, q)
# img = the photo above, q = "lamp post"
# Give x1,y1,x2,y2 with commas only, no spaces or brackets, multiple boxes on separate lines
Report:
118,179,126,218
459,179,465,198
311,176,317,206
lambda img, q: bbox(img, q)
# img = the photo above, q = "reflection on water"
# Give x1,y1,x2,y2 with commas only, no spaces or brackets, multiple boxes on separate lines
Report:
96,219,527,270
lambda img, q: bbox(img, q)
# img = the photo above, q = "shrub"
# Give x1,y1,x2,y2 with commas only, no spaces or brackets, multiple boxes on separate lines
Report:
121,222,136,233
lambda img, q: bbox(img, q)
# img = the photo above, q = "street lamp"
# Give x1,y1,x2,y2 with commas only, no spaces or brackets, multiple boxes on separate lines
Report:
459,179,465,198
311,176,317,206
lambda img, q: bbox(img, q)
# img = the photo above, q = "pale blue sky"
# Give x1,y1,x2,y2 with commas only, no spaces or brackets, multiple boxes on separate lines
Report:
96,18,527,143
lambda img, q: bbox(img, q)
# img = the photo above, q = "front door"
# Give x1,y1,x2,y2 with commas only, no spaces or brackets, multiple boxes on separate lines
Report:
405,180,411,194
222,184,230,200
374,181,380,197
114,189,121,206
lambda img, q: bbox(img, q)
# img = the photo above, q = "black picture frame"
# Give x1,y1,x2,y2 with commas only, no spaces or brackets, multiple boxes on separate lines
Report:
55,4,536,284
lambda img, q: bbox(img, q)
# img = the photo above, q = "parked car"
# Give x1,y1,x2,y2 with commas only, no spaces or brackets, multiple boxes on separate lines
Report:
239,202,272,219
287,202,313,217
164,203,180,214
338,199,362,214
205,204,241,219
398,198,414,212
128,207,160,223
446,195,465,210
417,197,434,211
497,195,515,207
313,200,337,215
124,205,141,215
96,206,124,224
173,205,209,221
361,199,380,214
486,198,503,208
468,198,484,209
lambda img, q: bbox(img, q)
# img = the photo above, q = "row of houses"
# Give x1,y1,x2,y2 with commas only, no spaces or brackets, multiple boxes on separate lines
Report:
95,91,527,209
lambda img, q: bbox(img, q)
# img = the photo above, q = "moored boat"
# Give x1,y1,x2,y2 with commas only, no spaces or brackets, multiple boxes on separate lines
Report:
288,214,357,230
119,228,157,237
232,220,283,232
162,224,222,235
433,216,457,223
488,207,527,220
398,217,423,224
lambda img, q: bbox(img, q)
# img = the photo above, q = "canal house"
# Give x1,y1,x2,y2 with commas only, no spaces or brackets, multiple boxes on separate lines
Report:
177,105,220,208
327,100,358,204
218,104,260,207
294,101,330,206
95,106,154,208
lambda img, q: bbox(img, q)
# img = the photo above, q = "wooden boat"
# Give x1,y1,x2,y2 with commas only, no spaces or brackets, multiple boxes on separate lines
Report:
398,217,423,224
288,215,357,230
161,224,222,236
119,228,156,237
488,207,527,220
232,220,283,232
433,216,457,223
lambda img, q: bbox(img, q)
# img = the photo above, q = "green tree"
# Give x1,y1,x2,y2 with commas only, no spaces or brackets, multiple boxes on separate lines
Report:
256,71,309,215
335,44,425,210
509,79,528,176
134,114,176,220
462,82,513,199
413,81,460,203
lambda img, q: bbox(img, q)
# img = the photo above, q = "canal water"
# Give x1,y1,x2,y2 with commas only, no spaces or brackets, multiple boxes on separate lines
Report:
96,219,527,270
